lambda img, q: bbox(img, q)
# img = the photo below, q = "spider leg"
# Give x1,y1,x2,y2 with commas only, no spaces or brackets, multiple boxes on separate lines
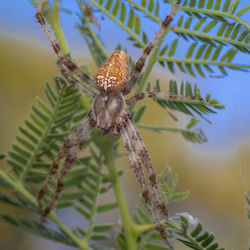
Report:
121,122,173,248
38,112,96,220
57,60,96,98
36,0,98,94
121,126,152,206
126,118,169,217
126,91,201,105
122,1,180,95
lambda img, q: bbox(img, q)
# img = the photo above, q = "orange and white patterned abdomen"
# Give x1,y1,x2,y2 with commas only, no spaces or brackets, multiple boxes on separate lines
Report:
94,50,129,92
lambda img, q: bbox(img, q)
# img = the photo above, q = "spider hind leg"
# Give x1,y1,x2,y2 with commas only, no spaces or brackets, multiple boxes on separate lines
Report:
121,116,173,248
127,119,169,217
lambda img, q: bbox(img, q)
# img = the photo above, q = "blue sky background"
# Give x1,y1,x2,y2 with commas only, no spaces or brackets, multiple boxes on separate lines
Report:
0,0,249,153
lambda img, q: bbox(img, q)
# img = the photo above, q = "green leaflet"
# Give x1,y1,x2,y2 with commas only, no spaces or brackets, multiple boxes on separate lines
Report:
148,0,154,12
144,242,169,250
206,0,214,10
236,5,250,17
222,0,231,13
168,39,178,57
112,0,119,16
134,105,147,123
214,0,221,10
93,223,113,232
128,9,135,29
97,202,118,212
186,43,198,58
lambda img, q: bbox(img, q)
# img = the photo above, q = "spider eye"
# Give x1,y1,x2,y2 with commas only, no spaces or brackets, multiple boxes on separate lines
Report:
94,50,129,92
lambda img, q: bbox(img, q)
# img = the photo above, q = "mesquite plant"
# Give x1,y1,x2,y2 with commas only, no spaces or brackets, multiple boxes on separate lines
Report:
0,0,249,249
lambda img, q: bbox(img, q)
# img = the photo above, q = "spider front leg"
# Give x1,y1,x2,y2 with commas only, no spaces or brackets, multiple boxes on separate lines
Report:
38,112,96,220
36,0,97,95
122,0,180,95
57,60,96,98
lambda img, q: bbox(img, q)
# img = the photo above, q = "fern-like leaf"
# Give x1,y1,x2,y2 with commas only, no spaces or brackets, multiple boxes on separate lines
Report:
171,213,225,250
87,0,147,48
139,118,207,144
157,40,249,77
147,80,225,121
179,0,249,31
6,77,84,183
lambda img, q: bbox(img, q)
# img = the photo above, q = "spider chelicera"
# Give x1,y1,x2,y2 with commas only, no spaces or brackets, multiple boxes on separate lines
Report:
36,0,183,247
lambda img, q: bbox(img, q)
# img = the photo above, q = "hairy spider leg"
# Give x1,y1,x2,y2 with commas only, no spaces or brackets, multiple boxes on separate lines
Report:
121,123,173,249
36,0,97,96
38,113,96,220
122,1,180,95
57,61,96,98
125,91,202,105
126,119,169,217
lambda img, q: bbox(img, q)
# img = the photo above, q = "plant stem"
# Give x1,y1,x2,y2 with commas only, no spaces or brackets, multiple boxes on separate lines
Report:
31,0,69,54
50,214,91,250
101,136,137,250
138,124,201,134
156,56,250,69
133,223,155,235
47,0,69,55
78,0,108,58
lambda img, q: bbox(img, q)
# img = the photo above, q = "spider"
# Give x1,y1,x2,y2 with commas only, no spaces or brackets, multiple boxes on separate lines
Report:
36,0,182,247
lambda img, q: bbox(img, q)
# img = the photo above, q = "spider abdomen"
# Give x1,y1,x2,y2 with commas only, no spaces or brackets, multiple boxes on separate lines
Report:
94,50,129,92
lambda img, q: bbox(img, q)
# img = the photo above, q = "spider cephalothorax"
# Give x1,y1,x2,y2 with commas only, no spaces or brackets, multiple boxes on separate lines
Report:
36,0,183,247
